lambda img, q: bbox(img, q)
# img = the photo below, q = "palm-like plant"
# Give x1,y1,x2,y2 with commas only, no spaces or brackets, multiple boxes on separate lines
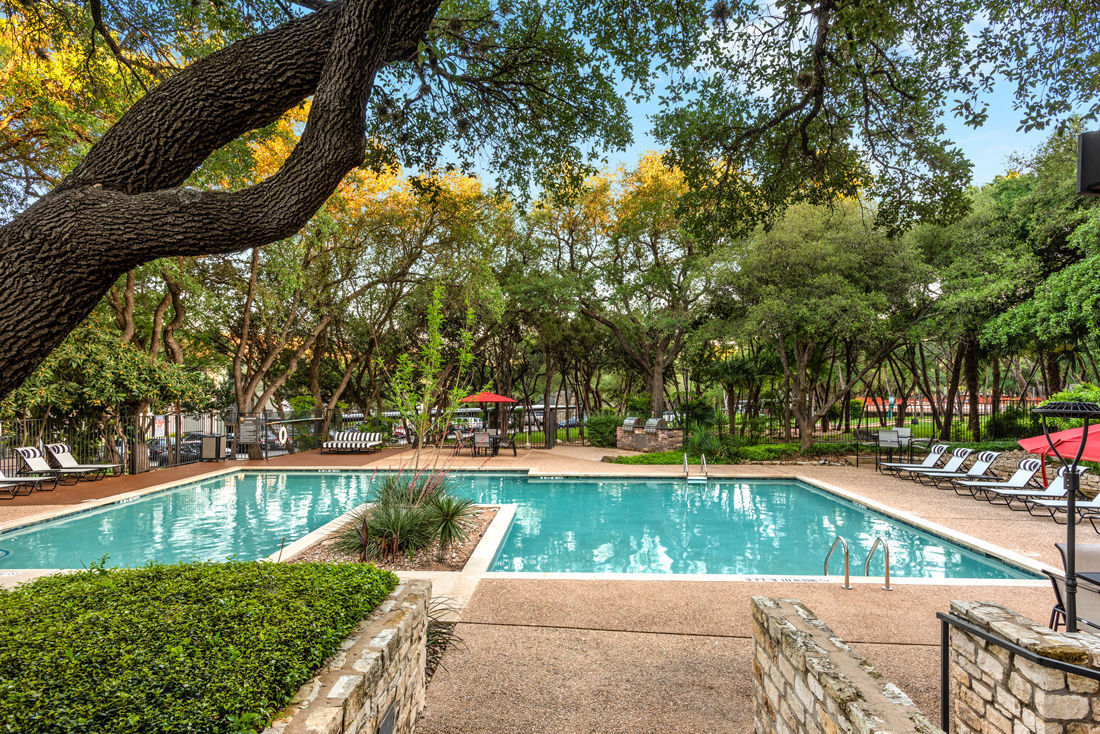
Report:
425,492,477,561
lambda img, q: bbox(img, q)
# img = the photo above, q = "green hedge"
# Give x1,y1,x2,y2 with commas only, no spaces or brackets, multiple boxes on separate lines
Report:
0,561,398,733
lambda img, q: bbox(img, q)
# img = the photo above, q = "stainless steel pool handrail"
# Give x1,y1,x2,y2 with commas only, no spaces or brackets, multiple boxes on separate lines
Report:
824,536,852,589
700,454,708,480
864,537,892,590
683,453,689,479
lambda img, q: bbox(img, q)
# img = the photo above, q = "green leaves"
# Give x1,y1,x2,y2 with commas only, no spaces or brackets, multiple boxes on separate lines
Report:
0,561,398,733
0,318,211,420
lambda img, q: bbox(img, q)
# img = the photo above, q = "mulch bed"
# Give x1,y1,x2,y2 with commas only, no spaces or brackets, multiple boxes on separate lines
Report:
290,506,498,572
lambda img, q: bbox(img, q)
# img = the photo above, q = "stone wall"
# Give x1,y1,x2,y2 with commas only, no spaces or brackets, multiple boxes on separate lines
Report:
265,579,430,734
751,596,943,734
947,600,1100,733
616,426,684,452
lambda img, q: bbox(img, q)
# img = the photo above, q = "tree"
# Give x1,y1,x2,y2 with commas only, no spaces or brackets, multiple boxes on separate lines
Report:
0,0,693,400
722,201,929,449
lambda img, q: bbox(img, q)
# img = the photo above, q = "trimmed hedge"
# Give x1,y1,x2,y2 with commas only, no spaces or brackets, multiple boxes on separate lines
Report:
0,561,398,733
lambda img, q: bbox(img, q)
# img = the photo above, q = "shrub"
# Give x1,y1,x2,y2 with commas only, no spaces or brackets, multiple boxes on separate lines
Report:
683,422,722,458
341,472,474,561
425,492,477,559
0,561,397,734
586,411,621,448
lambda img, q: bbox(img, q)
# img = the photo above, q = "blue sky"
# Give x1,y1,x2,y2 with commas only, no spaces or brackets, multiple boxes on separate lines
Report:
598,81,1049,188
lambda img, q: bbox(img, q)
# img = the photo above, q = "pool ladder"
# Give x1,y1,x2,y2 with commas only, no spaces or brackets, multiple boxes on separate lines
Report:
684,453,708,483
824,535,892,591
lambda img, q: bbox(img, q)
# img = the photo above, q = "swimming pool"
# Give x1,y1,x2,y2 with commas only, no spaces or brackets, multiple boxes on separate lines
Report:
0,470,1037,579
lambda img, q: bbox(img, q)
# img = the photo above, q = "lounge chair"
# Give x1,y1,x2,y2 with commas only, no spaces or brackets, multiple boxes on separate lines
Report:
320,431,383,454
44,443,119,480
962,458,1042,499
982,465,1086,510
0,468,56,494
897,447,973,481
1044,569,1100,631
878,443,949,477
913,450,999,488
14,446,99,484
1025,467,1095,519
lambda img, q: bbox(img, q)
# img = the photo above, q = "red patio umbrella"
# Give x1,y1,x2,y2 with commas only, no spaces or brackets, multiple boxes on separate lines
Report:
1018,423,1100,486
459,392,518,432
459,392,518,404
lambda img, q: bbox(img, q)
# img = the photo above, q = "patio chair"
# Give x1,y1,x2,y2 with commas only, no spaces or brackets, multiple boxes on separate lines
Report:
498,432,517,457
912,450,999,488
962,458,1042,499
14,446,98,484
897,447,973,481
1055,542,1100,573
878,443,948,477
0,467,56,494
471,432,492,457
44,443,119,480
1044,570,1100,631
874,430,904,471
983,465,1087,510
852,430,877,468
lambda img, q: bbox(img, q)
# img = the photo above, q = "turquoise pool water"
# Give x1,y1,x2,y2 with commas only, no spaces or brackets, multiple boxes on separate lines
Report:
0,471,1037,579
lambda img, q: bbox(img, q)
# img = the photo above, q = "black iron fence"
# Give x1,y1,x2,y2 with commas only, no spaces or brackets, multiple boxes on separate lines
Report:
706,394,1045,446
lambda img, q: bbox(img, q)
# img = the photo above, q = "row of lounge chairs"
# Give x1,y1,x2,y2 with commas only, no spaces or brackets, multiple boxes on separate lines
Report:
878,443,1098,528
0,443,120,498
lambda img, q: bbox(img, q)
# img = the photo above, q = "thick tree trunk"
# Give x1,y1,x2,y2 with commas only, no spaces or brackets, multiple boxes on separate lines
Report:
0,0,441,400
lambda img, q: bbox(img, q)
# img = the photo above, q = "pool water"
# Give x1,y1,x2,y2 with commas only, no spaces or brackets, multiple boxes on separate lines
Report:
0,471,1036,579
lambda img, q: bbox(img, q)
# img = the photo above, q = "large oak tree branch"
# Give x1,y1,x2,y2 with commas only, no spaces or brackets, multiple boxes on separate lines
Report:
0,0,442,399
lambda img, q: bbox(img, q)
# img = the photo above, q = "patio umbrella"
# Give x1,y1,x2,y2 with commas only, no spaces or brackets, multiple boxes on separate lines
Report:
1018,423,1100,486
459,392,517,431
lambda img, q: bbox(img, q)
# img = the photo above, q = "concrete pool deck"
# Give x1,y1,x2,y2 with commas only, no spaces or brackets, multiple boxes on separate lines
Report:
0,443,1088,729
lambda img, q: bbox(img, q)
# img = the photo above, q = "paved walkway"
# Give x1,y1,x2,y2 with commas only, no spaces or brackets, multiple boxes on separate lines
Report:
418,580,1052,732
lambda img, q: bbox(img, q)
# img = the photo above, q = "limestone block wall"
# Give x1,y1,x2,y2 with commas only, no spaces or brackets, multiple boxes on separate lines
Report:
751,596,943,734
947,600,1100,733
616,427,684,452
265,579,430,734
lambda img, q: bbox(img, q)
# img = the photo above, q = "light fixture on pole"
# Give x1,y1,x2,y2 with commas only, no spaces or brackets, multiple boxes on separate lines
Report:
1033,401,1100,633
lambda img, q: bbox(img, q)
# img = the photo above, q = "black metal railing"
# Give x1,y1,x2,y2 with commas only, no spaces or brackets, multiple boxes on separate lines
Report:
938,611,1100,731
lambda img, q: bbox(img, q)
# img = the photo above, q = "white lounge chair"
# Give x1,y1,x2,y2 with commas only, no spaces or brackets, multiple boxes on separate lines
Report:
879,444,949,477
898,447,973,481
14,446,97,484
963,458,1042,499
320,431,383,454
914,450,999,488
1024,467,1094,519
45,443,119,480
984,465,1087,510
0,467,56,494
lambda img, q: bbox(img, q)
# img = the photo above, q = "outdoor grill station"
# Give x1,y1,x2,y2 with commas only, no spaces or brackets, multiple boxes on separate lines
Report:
616,415,681,452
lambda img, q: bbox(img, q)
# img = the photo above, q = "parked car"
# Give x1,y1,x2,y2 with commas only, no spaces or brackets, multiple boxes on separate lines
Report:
146,437,201,466
556,415,585,429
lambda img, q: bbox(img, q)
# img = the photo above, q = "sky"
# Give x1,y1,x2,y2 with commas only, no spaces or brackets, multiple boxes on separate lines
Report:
597,80,1050,189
